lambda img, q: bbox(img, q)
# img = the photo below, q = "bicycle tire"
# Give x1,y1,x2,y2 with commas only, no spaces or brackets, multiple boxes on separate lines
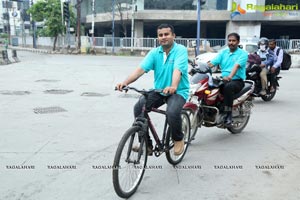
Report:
184,108,199,141
165,111,191,165
112,126,148,198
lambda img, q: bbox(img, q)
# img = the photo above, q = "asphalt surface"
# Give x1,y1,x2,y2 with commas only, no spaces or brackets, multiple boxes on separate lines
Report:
0,51,299,200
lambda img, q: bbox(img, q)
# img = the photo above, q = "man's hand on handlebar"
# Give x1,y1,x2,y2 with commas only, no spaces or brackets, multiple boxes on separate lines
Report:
115,83,128,91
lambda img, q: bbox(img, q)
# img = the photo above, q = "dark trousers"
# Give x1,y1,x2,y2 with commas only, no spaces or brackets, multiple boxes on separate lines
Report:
222,79,244,111
270,67,280,87
134,91,186,142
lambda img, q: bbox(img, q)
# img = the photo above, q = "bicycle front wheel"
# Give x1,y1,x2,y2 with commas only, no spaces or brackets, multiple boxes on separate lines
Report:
112,126,148,198
165,111,191,165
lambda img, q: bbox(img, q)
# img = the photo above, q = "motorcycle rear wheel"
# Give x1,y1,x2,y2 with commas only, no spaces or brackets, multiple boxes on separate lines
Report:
261,85,276,101
227,102,252,134
227,115,250,134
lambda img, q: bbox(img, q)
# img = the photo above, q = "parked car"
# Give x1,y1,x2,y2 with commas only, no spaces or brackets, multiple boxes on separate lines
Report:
195,42,258,73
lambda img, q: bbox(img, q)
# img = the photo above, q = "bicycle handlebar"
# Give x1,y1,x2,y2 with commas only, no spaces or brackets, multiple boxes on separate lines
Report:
115,86,164,96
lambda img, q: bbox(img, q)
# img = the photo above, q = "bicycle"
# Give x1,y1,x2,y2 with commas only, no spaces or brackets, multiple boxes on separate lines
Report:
112,86,191,198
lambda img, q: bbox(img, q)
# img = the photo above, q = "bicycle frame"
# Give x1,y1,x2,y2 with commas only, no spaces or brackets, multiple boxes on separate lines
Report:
147,108,169,153
138,105,169,156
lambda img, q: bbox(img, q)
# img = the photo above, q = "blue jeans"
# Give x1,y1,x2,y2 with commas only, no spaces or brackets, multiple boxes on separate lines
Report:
134,91,186,141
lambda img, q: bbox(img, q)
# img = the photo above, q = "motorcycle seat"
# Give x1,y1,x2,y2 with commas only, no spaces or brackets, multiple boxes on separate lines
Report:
233,82,253,99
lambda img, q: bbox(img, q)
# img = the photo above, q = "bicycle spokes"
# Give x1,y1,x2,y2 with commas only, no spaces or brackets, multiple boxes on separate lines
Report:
113,127,148,198
165,111,191,165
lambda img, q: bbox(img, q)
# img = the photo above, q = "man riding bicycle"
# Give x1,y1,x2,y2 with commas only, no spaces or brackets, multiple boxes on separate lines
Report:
116,23,190,156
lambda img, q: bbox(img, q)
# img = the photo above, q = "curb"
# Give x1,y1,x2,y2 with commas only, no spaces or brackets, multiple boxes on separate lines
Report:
9,46,50,54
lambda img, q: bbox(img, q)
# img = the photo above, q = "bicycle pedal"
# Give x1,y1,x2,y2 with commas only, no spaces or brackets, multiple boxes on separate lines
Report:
132,145,153,156
152,146,162,157
154,150,162,157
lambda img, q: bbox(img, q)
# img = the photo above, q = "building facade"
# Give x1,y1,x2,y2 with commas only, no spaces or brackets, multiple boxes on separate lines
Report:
81,0,300,40
1,0,31,36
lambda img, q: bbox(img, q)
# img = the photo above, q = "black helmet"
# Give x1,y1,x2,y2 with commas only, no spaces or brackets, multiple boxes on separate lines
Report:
258,37,269,51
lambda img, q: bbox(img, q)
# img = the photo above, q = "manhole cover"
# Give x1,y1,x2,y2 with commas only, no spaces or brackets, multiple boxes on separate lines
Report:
119,94,140,99
81,92,109,97
0,90,31,95
44,89,73,94
33,106,67,114
35,79,60,82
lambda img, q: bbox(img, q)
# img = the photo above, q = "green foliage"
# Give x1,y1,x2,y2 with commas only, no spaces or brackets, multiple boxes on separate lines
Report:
27,0,76,37
0,33,9,39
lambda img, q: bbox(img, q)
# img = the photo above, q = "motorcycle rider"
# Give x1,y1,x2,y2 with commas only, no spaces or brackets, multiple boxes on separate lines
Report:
268,39,283,92
208,33,248,127
257,37,274,96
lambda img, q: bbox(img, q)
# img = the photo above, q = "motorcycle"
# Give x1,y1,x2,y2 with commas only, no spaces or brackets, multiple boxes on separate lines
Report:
184,62,255,140
246,53,282,101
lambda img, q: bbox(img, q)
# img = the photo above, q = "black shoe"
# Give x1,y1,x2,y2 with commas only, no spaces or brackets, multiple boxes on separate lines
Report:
224,113,232,128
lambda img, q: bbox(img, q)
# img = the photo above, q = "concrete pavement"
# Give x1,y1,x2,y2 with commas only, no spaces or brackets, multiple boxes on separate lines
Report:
0,51,299,200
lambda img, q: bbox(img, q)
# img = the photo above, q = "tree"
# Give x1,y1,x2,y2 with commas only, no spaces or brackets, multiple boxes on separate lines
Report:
105,0,131,37
116,1,130,37
27,0,75,51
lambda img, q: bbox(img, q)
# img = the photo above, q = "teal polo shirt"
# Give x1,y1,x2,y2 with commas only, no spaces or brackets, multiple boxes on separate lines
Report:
140,42,190,100
211,47,248,80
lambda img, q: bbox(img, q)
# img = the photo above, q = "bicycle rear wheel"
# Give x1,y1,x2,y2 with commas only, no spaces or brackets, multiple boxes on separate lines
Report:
165,111,191,165
112,126,148,198
184,108,200,141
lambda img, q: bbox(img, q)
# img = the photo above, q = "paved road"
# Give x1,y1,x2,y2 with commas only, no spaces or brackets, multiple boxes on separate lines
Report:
0,51,299,200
